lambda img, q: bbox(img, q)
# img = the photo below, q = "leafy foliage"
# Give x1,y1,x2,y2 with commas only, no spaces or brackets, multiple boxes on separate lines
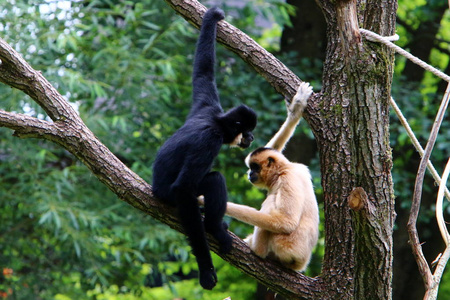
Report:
2,0,449,299
0,0,297,298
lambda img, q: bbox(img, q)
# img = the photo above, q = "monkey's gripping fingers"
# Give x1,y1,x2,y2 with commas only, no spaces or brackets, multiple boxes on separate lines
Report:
287,82,313,120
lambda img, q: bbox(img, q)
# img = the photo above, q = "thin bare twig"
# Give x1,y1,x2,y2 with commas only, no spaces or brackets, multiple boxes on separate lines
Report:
408,83,450,291
426,158,450,300
389,97,450,201
435,158,450,247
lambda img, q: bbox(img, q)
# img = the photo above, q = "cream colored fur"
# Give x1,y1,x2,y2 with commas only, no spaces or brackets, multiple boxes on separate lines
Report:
227,82,319,271
265,81,312,151
244,82,313,165
229,133,243,148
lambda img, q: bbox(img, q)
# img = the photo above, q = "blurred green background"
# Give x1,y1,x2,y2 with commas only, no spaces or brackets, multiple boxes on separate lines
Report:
0,0,449,299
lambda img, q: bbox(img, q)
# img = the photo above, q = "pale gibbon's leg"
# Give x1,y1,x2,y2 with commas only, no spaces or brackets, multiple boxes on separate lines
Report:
245,228,270,258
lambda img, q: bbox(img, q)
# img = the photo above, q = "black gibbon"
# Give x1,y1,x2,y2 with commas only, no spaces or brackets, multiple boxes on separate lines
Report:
152,7,257,290
226,82,319,271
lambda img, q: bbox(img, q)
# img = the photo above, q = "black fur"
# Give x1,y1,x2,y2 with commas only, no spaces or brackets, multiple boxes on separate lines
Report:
152,7,257,290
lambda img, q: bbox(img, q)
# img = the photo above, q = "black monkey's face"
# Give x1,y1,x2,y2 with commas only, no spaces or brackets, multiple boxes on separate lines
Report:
222,105,257,148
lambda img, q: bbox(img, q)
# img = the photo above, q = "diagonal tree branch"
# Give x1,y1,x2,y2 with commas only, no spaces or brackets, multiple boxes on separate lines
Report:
163,0,303,101
0,110,56,138
0,39,77,122
0,6,322,298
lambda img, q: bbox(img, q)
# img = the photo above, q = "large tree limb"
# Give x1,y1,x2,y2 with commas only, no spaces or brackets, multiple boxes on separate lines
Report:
0,6,322,299
164,0,303,101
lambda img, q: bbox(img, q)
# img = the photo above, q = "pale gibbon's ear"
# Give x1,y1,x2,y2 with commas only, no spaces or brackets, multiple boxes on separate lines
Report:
267,156,275,167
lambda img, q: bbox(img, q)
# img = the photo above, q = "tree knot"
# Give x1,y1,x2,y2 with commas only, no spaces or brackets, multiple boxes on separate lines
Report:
348,187,367,211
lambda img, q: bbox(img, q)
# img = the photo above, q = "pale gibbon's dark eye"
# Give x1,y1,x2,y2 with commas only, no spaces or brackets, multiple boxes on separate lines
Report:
236,121,241,126
249,162,260,172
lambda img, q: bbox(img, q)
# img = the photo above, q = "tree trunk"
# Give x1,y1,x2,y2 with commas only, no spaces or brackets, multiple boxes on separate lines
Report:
308,0,397,298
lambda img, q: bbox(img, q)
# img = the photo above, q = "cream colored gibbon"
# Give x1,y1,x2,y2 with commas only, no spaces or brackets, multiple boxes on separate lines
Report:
228,82,319,271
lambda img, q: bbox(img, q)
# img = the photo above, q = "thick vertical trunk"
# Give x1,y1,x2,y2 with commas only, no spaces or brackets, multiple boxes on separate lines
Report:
307,1,397,298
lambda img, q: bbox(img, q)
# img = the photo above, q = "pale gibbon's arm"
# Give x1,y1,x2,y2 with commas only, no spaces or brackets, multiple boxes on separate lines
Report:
244,82,313,167
225,201,299,234
198,194,298,234
265,82,313,152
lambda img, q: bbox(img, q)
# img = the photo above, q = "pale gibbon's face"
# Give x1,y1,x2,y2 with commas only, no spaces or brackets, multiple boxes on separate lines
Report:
248,161,264,186
246,153,277,189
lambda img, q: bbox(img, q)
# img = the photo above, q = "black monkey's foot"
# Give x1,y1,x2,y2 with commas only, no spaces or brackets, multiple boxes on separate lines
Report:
199,267,217,290
215,230,233,254
222,221,229,230
205,222,232,253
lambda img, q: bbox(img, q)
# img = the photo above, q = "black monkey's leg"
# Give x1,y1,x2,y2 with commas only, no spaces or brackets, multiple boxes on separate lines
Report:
173,188,217,290
198,172,233,254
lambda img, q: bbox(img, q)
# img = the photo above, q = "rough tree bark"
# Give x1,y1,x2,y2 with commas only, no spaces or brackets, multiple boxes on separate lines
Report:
0,0,397,299
310,0,397,299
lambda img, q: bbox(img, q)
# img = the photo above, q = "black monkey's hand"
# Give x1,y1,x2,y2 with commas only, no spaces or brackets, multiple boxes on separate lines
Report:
222,221,229,230
199,267,217,290
203,7,225,23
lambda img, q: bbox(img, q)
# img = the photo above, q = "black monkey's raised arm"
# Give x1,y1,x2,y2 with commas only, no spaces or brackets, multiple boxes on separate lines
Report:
191,7,224,112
